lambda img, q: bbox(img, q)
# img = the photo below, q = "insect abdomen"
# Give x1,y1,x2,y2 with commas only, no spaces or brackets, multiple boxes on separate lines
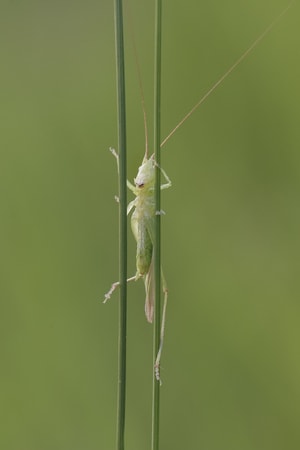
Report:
135,219,152,275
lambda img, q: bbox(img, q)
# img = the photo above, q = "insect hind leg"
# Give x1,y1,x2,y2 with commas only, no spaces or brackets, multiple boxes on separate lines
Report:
154,272,168,384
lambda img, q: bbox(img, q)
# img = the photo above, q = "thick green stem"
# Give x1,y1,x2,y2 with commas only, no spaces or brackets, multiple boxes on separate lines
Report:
152,0,162,449
114,0,127,449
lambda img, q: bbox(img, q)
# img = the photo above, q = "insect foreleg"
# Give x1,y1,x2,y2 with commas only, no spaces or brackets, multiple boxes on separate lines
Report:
127,180,136,192
109,148,137,211
160,167,171,190
109,147,119,174
153,160,172,190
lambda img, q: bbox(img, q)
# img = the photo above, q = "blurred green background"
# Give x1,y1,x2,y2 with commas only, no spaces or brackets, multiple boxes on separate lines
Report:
1,0,300,449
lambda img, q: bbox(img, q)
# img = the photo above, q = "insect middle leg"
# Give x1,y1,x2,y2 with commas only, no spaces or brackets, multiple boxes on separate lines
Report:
104,273,142,303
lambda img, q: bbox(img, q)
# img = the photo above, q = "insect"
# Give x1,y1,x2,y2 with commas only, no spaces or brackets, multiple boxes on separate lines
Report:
104,146,171,382
104,3,293,382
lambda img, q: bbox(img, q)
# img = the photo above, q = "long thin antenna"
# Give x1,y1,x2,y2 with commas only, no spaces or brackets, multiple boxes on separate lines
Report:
126,3,149,158
160,2,293,148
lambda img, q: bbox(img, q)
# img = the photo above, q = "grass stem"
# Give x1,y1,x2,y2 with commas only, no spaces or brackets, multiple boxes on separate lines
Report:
114,0,127,449
152,0,162,448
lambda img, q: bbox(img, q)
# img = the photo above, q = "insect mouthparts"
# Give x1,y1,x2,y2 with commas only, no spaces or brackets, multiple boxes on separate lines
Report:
137,183,144,188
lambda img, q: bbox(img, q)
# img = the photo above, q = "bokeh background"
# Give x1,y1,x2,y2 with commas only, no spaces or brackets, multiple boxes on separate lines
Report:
1,0,300,449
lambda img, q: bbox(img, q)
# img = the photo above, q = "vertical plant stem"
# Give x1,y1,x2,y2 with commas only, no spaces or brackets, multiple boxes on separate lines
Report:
114,0,127,449
152,0,162,449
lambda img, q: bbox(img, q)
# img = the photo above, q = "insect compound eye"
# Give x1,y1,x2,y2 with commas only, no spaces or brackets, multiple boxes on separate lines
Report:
137,183,144,188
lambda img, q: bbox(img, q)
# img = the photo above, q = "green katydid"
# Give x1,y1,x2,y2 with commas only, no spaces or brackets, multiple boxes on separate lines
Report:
104,3,293,382
104,147,171,382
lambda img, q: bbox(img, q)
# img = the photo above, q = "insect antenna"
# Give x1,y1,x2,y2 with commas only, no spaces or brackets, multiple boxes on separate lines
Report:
160,2,293,148
126,3,149,159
